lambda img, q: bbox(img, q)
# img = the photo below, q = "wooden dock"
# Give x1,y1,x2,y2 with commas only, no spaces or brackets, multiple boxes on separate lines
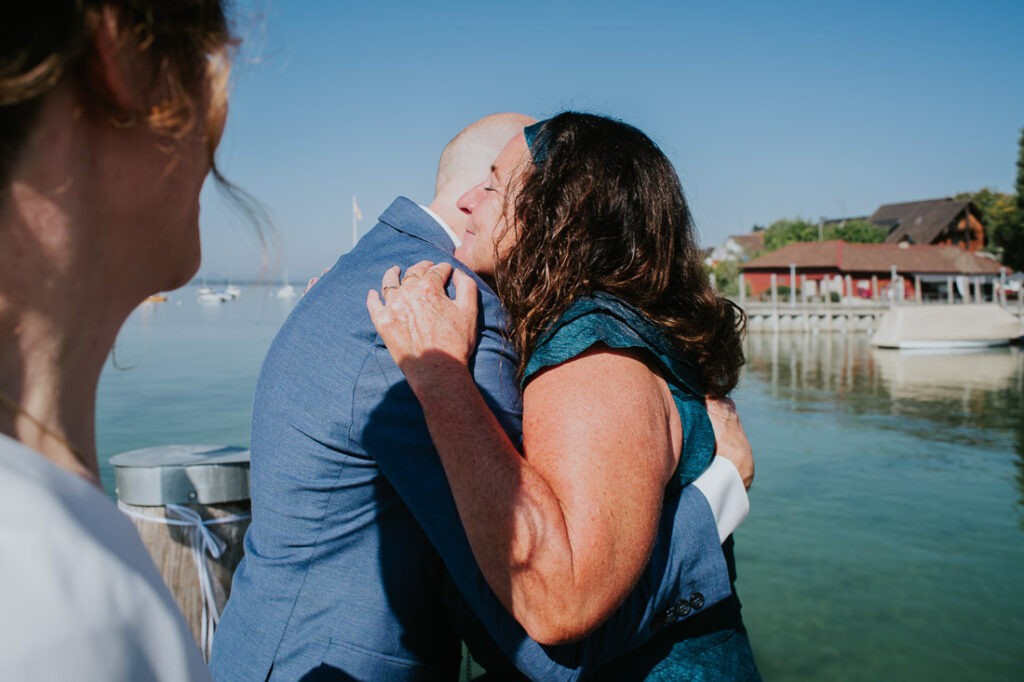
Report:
738,300,1022,334
738,301,891,333
730,271,1023,334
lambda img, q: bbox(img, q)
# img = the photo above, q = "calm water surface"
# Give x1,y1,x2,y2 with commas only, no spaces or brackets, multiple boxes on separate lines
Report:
97,288,1024,680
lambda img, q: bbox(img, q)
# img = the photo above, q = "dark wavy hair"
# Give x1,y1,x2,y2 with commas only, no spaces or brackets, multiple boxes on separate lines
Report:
495,112,745,397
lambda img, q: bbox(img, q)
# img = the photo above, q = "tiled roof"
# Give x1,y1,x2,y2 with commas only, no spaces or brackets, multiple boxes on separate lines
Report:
742,240,1003,275
869,198,974,245
728,232,765,255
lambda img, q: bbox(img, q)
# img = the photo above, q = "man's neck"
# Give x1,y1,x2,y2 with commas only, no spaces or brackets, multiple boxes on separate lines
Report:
420,203,461,247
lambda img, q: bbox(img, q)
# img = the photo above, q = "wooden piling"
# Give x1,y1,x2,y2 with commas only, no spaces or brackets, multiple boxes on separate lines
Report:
112,445,251,659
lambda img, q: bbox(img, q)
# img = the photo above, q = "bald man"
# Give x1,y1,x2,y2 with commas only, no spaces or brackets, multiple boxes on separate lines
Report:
212,114,750,681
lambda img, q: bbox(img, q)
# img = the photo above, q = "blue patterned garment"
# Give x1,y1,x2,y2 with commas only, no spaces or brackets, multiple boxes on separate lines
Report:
522,291,716,488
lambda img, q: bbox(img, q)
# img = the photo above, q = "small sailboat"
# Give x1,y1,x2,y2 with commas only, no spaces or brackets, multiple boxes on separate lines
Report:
198,289,230,303
197,280,229,303
276,272,297,299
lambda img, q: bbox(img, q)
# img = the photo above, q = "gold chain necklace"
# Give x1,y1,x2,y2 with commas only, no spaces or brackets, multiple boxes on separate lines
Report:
0,386,86,459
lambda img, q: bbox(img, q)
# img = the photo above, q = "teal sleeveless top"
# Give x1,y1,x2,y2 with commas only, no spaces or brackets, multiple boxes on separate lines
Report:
521,292,715,488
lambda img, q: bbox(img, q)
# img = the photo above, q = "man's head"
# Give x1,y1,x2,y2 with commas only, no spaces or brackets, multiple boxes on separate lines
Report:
428,112,535,240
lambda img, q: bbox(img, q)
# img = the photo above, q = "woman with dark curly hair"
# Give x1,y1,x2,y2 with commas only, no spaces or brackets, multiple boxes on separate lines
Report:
369,112,758,678
0,1,240,677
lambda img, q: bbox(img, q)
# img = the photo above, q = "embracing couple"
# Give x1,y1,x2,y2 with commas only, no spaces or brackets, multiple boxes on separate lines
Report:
212,113,761,681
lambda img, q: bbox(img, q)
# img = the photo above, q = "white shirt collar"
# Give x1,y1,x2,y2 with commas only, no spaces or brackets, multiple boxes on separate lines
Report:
418,204,461,247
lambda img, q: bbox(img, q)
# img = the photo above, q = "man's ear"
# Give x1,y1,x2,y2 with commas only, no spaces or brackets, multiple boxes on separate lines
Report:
87,5,143,113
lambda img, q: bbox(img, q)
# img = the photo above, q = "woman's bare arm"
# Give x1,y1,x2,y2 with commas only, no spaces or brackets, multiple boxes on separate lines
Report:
368,261,681,644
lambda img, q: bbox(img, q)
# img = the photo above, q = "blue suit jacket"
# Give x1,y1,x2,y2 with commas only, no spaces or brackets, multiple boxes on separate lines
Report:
211,198,731,681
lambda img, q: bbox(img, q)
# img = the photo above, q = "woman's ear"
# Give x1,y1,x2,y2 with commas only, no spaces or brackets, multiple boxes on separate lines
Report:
87,5,143,115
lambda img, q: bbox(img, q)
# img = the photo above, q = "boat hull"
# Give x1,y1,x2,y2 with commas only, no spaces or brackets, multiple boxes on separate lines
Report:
871,304,1021,349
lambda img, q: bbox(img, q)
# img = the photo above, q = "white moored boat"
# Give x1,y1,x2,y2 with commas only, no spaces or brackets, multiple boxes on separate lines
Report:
871,304,1022,349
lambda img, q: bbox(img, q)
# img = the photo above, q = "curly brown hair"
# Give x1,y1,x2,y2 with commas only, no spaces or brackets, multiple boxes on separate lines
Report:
495,112,745,397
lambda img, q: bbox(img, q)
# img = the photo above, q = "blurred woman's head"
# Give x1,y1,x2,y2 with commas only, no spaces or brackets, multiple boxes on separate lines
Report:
0,0,236,292
460,112,745,396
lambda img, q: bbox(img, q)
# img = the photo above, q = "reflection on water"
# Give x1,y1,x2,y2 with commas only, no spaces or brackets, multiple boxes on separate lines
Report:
735,333,1024,681
745,334,1024,507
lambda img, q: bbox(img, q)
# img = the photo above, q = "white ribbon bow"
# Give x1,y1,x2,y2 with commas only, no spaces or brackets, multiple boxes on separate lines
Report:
118,501,250,660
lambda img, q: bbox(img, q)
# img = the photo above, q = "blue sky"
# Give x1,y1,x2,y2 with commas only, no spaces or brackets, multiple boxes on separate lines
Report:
198,0,1024,280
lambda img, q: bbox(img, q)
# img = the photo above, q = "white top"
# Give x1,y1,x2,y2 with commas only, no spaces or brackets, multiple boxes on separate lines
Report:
0,434,212,681
419,203,462,247
692,456,750,543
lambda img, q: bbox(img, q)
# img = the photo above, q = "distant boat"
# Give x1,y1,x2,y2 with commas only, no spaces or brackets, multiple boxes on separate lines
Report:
225,284,242,298
198,282,230,303
276,272,297,299
198,290,230,303
871,304,1022,349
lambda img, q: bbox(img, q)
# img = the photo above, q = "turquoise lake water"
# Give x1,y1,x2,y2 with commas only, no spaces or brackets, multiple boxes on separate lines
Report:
97,285,1024,680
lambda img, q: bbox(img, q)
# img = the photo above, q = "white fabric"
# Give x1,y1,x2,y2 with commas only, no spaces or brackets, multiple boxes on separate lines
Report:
419,203,461,247
0,434,212,681
692,456,750,543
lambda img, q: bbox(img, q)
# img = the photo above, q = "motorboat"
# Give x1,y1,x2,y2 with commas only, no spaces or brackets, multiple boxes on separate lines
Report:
871,304,1022,349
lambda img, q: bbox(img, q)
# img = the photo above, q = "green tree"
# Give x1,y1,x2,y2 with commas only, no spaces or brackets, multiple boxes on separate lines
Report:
707,259,746,297
1008,127,1024,271
828,219,888,243
954,187,1016,248
761,217,887,253
762,218,820,252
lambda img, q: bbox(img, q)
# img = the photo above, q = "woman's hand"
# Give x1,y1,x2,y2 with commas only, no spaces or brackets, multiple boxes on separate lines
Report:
706,397,754,490
366,261,480,388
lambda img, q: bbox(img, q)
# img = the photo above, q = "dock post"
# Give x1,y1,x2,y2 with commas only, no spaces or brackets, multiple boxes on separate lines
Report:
914,276,922,303
973,277,982,303
825,278,833,332
112,445,251,660
789,263,796,308
770,273,779,332
1000,267,1008,307
947,276,954,305
871,275,879,301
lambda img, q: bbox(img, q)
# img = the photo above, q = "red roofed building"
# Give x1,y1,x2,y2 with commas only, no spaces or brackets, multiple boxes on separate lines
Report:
740,240,1003,299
